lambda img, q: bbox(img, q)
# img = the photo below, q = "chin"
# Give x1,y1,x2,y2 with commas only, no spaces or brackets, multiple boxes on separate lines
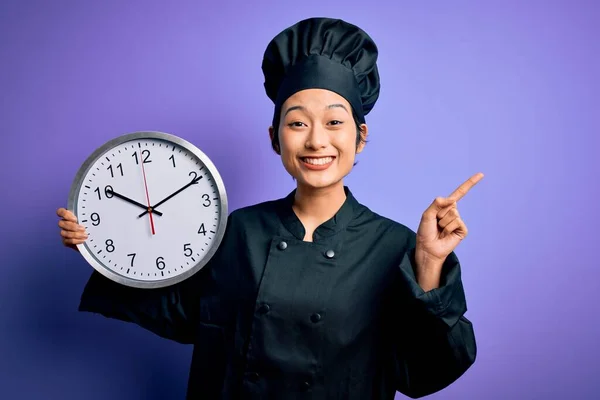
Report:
296,172,346,190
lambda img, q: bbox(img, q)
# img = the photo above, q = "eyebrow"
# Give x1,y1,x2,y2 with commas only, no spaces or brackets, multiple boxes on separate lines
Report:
283,103,349,117
327,103,349,113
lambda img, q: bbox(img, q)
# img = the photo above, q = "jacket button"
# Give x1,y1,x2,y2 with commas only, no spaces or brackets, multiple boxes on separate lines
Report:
258,304,271,314
278,241,288,250
325,249,335,258
302,381,311,391
310,313,322,323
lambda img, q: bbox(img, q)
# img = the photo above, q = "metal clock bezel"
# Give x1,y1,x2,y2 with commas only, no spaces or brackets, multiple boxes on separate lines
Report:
67,131,228,289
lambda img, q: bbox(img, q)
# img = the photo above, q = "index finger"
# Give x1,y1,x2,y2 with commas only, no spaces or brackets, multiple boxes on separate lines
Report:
448,172,484,201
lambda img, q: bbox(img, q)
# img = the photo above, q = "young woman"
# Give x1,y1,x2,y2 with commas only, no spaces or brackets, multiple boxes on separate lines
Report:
57,17,481,399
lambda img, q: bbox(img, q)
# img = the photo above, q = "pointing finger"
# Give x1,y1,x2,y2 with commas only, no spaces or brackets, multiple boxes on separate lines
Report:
448,172,484,202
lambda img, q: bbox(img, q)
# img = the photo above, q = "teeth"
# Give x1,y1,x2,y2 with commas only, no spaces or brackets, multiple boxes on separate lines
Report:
303,157,333,165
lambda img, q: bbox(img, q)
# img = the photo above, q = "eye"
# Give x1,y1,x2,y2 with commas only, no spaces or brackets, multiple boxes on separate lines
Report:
328,120,343,126
287,121,306,128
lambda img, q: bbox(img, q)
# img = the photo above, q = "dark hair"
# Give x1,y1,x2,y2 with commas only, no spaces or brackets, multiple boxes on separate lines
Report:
270,108,367,154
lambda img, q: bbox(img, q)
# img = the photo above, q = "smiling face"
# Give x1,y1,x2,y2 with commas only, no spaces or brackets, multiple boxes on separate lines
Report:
269,88,368,192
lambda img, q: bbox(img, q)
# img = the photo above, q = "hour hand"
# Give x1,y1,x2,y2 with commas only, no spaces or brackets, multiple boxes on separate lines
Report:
106,188,163,216
138,175,202,218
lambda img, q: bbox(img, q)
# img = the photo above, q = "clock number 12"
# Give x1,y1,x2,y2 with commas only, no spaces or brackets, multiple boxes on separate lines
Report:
132,150,151,164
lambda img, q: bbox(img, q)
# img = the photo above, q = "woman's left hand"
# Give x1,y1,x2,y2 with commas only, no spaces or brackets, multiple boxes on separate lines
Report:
415,173,484,269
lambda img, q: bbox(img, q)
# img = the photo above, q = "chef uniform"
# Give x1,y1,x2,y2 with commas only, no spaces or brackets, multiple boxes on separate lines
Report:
79,17,476,400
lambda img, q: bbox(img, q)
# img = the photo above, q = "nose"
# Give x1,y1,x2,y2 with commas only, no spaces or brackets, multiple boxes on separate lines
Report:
305,125,328,149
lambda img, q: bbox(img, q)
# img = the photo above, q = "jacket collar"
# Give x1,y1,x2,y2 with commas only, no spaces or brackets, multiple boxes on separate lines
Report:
277,186,359,241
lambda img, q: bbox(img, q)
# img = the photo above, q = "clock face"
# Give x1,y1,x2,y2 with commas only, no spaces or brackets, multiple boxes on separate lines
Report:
68,132,228,288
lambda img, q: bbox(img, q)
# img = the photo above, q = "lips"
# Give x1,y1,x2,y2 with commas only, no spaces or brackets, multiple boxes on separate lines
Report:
300,156,336,170
301,156,334,165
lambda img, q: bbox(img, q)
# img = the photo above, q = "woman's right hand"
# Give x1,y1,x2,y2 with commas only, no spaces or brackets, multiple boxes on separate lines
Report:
56,207,88,251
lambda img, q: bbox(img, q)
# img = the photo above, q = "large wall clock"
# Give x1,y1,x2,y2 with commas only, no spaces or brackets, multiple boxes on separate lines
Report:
67,131,228,289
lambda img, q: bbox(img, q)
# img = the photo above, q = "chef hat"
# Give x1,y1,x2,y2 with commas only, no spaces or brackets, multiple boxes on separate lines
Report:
262,17,381,127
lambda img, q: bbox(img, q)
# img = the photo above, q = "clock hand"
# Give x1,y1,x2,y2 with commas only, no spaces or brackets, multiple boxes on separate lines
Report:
105,188,163,216
139,149,156,235
138,175,203,218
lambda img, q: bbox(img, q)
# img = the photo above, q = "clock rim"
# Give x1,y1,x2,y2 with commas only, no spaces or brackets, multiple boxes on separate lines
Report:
67,130,229,289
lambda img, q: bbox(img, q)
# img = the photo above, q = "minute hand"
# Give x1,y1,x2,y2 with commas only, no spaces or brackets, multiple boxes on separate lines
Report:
137,175,203,218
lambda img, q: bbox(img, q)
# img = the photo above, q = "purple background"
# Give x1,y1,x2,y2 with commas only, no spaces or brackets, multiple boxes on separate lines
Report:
1,0,599,399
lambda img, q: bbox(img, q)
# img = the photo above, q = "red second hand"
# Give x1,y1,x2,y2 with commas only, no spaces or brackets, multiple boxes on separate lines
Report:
140,149,155,235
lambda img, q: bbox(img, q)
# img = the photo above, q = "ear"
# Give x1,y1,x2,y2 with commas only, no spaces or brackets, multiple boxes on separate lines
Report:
356,123,369,154
269,126,280,154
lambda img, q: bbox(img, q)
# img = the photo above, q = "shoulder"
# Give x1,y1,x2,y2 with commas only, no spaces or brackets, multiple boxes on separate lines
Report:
228,198,281,220
352,201,417,249
225,197,283,233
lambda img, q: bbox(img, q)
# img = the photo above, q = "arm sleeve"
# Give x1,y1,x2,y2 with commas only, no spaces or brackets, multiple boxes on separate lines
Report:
392,236,477,398
77,213,236,345
78,264,211,344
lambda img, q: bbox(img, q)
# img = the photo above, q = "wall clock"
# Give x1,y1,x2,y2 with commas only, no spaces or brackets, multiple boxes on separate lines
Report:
67,131,228,289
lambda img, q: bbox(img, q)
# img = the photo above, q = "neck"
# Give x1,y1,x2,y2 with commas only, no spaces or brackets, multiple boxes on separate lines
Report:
293,181,347,223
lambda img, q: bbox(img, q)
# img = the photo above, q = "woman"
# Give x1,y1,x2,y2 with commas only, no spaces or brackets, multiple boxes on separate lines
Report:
57,17,481,399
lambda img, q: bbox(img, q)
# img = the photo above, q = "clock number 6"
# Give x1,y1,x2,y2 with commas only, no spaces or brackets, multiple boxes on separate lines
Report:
156,256,165,270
